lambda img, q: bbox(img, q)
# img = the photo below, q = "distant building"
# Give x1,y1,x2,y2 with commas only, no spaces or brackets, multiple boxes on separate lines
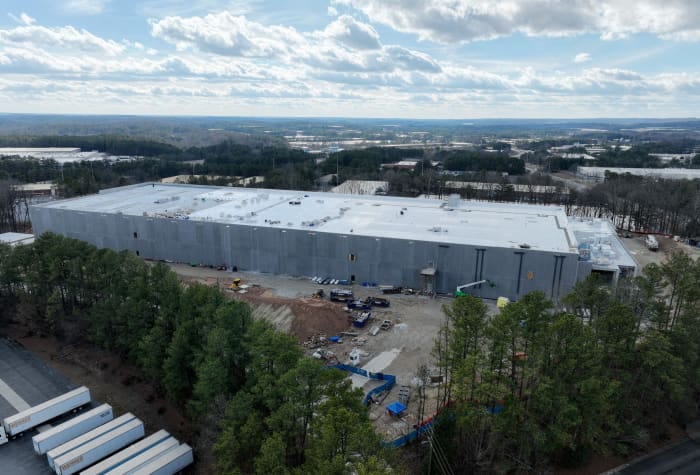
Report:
649,153,695,162
381,160,419,171
0,148,123,165
577,166,700,181
0,232,34,246
12,182,57,198
558,153,596,161
160,175,265,186
332,180,388,195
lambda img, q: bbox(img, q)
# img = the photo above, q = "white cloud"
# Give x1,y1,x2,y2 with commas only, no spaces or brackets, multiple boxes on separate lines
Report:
150,12,305,58
150,11,440,75
65,0,111,15
322,15,381,50
574,52,591,63
328,6,339,17
0,24,125,56
19,13,36,25
8,12,36,25
333,0,700,43
2,9,699,117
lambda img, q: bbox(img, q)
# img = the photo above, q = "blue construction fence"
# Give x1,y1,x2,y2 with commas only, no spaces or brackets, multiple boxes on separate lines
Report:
330,363,504,449
330,364,396,405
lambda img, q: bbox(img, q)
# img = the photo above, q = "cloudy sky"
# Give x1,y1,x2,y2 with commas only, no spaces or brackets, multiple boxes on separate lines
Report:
1,0,699,118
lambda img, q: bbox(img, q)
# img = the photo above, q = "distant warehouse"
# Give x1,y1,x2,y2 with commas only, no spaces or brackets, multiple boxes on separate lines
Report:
29,183,636,301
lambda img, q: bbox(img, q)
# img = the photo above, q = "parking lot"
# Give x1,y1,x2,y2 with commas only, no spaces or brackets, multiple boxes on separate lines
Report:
0,338,76,475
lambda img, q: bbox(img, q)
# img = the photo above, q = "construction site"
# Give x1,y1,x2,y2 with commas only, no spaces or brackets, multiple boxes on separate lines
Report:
24,182,651,447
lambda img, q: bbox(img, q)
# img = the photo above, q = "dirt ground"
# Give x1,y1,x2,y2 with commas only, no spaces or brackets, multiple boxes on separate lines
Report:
168,264,493,440
619,234,700,268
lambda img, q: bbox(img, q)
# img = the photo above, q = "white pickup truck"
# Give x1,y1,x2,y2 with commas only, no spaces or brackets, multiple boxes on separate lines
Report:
645,235,659,251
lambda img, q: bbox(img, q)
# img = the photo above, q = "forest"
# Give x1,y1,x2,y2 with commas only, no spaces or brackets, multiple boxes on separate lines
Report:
569,174,700,236
429,253,700,472
0,234,390,474
1,234,698,473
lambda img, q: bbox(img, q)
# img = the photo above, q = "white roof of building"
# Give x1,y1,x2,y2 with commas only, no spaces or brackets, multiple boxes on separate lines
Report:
0,147,81,154
444,181,566,194
577,166,700,180
36,183,583,253
567,218,637,271
0,148,131,164
0,232,35,246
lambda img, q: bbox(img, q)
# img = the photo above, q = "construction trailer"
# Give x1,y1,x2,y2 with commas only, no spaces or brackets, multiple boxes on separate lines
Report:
32,404,113,455
52,418,145,475
0,386,91,445
80,430,175,475
30,184,637,301
130,443,194,475
46,413,137,469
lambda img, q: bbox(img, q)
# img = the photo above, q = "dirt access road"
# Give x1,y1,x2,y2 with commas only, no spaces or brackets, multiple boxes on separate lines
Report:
620,234,700,269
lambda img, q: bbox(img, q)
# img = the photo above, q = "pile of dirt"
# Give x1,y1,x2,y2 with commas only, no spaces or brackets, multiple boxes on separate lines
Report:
182,276,352,342
234,288,350,341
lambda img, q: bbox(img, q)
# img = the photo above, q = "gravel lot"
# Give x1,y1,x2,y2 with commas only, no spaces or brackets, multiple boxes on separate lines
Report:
619,234,700,269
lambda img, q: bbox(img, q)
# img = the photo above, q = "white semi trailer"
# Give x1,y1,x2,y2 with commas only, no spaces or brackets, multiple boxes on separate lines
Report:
47,413,137,469
32,404,113,455
131,443,194,475
80,429,175,475
0,386,91,445
101,437,180,475
53,418,145,475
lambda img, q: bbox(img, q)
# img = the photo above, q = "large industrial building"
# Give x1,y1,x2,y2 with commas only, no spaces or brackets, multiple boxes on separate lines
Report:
29,183,636,301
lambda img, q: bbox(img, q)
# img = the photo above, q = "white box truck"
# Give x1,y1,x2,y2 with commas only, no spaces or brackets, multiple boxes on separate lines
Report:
80,430,175,475
53,418,145,475
33,404,113,455
0,386,90,444
131,443,193,475
47,413,136,469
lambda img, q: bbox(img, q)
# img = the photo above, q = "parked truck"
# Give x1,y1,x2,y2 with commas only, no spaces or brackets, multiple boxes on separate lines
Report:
53,418,145,475
330,289,354,302
131,443,194,475
645,234,659,251
32,403,113,455
46,413,137,469
0,386,91,446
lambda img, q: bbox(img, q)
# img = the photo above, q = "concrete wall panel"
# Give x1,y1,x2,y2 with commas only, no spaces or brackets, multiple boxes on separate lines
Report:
29,207,584,301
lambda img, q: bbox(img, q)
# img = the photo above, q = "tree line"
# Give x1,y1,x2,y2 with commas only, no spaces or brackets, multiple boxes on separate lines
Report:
0,234,390,474
429,252,700,472
569,174,700,236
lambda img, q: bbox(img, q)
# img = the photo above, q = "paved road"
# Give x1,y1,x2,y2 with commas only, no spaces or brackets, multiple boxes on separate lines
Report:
0,337,75,475
617,439,700,474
